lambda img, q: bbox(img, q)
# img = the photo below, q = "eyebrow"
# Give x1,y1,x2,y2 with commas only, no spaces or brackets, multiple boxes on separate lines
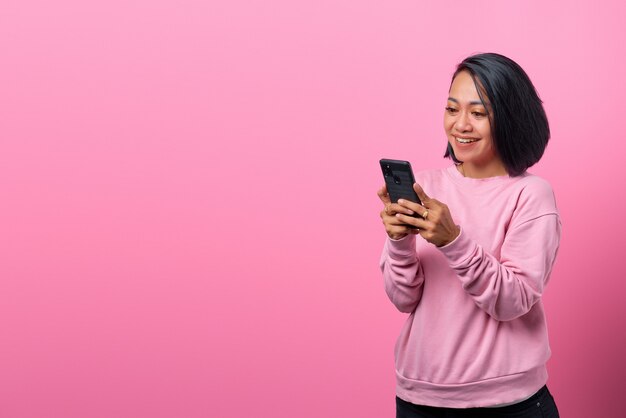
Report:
447,97,485,106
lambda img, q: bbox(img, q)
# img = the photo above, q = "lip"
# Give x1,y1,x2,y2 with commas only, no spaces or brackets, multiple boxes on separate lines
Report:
454,136,480,144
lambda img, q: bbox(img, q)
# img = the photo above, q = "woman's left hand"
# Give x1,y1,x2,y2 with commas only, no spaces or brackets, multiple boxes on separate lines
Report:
395,183,461,247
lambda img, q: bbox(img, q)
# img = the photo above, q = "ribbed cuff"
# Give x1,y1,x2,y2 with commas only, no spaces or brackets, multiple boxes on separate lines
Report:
386,235,417,260
437,227,476,267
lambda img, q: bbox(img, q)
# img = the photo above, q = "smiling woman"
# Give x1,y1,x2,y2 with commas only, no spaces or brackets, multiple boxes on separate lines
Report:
444,54,550,178
377,53,561,418
444,71,505,178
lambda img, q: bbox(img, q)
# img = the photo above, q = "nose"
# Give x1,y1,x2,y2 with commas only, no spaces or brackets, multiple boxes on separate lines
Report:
454,111,472,132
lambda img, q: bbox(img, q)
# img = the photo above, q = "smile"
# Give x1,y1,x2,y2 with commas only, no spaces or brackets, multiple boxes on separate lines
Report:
455,136,479,144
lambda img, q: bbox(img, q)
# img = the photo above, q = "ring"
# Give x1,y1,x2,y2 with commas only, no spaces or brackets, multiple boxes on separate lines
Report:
422,210,429,219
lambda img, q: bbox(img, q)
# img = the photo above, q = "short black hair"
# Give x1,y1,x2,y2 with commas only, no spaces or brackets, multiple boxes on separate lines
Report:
444,53,550,176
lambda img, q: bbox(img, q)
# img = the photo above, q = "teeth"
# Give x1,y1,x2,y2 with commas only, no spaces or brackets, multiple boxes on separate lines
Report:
456,137,477,144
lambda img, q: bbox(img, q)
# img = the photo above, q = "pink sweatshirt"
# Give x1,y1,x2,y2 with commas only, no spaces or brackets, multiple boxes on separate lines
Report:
380,165,561,408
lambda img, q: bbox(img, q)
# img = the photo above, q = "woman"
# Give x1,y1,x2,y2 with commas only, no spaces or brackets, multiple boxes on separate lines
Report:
377,53,561,417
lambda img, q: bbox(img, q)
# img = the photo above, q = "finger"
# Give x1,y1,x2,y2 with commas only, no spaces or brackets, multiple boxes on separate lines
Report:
413,183,431,205
377,185,391,205
382,210,414,225
395,213,429,229
381,202,414,217
387,224,412,235
396,199,426,215
388,202,414,216
384,221,412,235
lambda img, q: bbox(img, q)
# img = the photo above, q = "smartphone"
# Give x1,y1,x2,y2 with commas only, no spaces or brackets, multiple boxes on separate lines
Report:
379,158,422,211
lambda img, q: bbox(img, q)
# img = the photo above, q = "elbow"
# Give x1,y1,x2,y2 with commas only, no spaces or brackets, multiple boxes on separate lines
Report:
488,295,540,322
395,300,419,313
489,309,528,322
384,282,421,313
474,273,544,321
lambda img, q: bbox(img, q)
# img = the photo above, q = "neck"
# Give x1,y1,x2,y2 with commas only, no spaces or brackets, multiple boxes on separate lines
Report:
458,161,508,179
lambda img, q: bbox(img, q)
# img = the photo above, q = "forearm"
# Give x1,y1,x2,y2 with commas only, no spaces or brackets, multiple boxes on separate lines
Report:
380,235,425,313
439,216,561,321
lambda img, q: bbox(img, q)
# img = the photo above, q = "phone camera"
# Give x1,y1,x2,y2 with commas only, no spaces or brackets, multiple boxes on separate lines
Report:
393,175,401,185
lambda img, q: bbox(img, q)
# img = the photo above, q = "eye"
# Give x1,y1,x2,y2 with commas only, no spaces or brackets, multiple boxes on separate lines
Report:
445,107,458,114
471,111,486,118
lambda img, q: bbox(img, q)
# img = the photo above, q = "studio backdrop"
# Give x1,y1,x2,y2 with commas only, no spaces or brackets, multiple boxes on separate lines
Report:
1,1,624,417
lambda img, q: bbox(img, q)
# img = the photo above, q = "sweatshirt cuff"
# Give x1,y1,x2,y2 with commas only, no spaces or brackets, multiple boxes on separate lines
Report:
386,235,417,260
437,227,476,267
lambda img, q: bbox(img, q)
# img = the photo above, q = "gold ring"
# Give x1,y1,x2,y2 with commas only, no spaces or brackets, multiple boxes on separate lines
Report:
422,210,429,219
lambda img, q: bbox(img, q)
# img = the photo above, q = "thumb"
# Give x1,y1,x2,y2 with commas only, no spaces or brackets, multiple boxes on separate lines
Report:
377,185,391,205
413,183,430,204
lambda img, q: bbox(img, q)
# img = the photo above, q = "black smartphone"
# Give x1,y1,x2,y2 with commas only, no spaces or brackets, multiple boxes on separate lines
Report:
379,158,422,210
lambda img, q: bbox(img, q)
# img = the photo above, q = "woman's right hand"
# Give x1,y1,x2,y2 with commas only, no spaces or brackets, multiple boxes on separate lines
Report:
377,185,419,240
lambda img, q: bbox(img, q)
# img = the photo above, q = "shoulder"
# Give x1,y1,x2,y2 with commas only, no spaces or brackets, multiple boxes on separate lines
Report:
515,173,557,205
510,173,559,223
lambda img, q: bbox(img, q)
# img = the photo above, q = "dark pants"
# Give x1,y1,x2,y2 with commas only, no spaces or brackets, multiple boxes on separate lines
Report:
396,385,560,418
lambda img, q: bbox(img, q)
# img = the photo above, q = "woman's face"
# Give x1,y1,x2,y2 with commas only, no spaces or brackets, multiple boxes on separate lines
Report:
444,70,506,177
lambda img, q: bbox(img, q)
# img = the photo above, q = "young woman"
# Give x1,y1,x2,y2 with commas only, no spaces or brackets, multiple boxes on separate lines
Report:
378,53,561,418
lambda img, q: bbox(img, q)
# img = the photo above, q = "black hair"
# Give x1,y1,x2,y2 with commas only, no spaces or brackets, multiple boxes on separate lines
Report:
444,53,550,176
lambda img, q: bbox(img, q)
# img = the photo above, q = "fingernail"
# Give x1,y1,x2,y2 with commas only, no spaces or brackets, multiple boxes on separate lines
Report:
398,199,404,204
406,210,414,215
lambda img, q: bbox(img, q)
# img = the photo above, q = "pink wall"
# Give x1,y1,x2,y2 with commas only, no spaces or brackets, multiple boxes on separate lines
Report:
1,1,624,417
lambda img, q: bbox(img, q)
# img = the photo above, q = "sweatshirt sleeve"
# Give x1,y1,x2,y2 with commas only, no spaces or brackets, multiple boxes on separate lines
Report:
379,235,425,313
438,213,561,321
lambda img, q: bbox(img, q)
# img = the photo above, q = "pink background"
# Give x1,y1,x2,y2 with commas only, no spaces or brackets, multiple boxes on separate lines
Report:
1,1,625,417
